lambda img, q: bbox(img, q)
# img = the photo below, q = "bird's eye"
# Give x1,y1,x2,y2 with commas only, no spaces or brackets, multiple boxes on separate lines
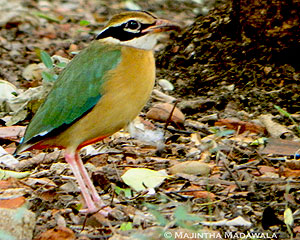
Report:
125,20,141,30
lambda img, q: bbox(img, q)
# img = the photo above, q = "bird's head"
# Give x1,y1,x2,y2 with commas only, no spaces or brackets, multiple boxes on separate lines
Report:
96,11,180,50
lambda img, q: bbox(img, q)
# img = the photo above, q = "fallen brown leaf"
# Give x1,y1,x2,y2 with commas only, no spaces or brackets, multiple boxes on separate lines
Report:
258,165,277,175
34,226,75,240
286,160,300,170
0,196,26,209
182,189,216,200
0,178,24,189
0,126,25,142
280,167,300,178
259,114,295,139
39,190,58,202
260,138,300,156
294,225,300,233
22,177,57,188
219,184,237,194
146,102,185,126
169,161,211,176
215,118,266,134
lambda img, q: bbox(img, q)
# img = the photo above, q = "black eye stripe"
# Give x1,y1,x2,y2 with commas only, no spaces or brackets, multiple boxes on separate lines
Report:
96,22,154,41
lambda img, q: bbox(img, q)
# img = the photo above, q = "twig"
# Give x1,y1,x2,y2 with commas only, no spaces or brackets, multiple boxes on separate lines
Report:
195,196,231,206
164,100,180,131
221,160,243,191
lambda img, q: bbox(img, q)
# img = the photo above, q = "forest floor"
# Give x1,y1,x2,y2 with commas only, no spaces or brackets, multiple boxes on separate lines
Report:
0,0,300,239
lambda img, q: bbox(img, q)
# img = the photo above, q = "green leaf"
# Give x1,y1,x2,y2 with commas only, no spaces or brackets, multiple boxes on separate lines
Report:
41,51,53,69
123,188,132,198
75,203,83,211
274,105,291,118
143,202,158,210
33,12,60,23
42,71,56,82
148,209,168,226
114,186,132,198
250,137,268,145
216,129,235,137
174,205,202,222
79,20,90,26
120,222,133,231
114,186,122,195
173,205,203,230
275,105,300,137
56,62,67,68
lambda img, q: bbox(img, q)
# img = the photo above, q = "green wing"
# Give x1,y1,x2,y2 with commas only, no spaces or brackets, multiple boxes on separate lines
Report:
21,41,121,146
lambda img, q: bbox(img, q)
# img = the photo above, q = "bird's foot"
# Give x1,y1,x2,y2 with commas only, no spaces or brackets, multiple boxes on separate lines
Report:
91,194,102,203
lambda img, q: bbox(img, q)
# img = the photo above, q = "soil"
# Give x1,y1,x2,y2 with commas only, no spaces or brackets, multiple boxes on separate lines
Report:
156,0,300,117
1,0,300,239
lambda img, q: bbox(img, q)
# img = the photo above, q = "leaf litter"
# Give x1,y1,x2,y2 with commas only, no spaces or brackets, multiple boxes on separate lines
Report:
0,0,300,239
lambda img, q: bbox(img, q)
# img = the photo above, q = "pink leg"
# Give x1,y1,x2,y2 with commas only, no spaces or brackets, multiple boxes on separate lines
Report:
74,153,103,205
65,152,98,213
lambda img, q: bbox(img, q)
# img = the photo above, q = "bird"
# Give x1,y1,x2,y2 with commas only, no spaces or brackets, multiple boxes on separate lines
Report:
14,10,180,214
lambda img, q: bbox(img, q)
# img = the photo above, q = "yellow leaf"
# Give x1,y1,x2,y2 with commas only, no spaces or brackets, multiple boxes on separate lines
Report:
121,168,169,192
0,169,30,180
284,207,294,227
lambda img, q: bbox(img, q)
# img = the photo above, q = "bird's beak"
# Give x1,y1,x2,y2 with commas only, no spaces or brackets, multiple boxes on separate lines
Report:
142,19,181,34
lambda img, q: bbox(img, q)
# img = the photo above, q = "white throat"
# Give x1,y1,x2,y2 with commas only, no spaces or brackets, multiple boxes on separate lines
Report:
100,34,159,50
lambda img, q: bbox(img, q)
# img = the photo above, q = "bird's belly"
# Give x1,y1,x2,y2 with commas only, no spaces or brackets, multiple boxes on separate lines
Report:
51,47,155,151
77,87,152,144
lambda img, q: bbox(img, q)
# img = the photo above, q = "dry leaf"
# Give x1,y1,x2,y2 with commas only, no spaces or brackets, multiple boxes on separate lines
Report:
152,89,176,103
22,177,57,188
34,226,75,240
146,102,185,126
202,216,252,227
286,160,300,170
182,189,216,200
293,225,300,233
260,138,300,156
121,168,169,192
280,167,300,178
169,161,211,176
215,118,266,134
22,63,45,81
0,178,24,189
0,196,26,209
259,114,295,139
0,80,18,103
0,146,19,167
39,190,58,202
258,165,277,174
0,126,25,141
